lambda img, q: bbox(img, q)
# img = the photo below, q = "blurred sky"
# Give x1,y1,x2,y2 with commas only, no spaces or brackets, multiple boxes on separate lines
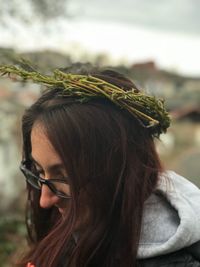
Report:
73,0,200,35
0,0,200,76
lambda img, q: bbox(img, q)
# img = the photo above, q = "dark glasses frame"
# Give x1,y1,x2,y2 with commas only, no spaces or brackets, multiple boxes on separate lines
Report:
20,161,71,199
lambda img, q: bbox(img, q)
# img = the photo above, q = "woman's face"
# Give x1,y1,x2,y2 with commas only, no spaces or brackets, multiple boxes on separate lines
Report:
30,123,71,216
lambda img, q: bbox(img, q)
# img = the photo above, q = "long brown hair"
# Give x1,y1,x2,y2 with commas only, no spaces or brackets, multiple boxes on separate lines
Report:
19,67,163,267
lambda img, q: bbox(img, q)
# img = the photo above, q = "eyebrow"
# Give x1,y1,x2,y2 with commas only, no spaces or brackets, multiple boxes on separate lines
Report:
30,154,66,174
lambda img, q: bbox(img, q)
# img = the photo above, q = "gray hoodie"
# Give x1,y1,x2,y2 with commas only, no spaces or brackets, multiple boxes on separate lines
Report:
138,171,200,260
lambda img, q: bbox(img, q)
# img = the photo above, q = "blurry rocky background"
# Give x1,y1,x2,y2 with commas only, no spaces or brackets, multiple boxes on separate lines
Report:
0,0,200,266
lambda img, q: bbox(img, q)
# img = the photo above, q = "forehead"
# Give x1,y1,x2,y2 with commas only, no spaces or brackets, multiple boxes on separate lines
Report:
30,123,62,167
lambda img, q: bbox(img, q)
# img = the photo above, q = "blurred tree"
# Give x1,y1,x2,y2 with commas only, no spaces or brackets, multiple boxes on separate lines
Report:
30,0,68,19
0,0,70,23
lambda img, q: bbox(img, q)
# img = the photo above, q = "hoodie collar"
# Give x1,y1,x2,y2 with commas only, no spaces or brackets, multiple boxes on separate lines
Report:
138,171,200,259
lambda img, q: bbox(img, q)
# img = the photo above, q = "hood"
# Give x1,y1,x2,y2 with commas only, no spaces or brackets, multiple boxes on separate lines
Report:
138,171,200,259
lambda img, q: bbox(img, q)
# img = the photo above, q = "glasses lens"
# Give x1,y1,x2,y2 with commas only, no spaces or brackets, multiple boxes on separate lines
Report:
22,168,41,190
48,181,70,197
20,163,71,198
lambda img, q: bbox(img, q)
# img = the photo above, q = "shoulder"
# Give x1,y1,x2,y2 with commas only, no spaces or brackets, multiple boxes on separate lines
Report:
138,250,200,267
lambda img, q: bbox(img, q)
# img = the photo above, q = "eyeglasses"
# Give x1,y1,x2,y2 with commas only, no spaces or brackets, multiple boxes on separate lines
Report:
20,161,71,199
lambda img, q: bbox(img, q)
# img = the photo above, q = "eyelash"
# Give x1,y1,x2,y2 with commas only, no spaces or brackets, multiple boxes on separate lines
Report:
33,166,44,176
36,169,43,175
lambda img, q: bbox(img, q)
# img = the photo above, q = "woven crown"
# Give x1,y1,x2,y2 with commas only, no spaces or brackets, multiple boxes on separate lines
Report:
0,64,171,137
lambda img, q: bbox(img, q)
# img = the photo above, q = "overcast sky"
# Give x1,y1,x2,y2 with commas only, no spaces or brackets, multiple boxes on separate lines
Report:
71,0,200,36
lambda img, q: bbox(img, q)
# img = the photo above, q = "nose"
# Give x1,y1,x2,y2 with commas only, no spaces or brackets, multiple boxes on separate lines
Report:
39,185,60,209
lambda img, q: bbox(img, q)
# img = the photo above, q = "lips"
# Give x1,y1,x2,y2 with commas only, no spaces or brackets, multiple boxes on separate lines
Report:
58,207,65,214
55,201,69,216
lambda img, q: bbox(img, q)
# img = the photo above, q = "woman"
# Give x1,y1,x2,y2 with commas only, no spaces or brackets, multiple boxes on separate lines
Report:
1,64,200,267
